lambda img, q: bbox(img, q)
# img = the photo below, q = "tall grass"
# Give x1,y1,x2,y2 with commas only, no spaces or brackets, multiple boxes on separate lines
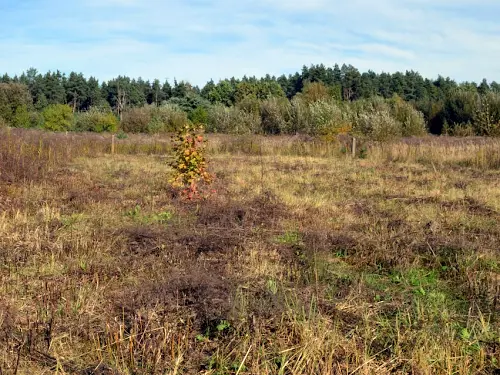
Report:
370,136,500,169
0,128,174,183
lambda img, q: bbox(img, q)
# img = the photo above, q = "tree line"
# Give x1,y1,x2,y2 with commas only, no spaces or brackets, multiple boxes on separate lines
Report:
1,64,499,138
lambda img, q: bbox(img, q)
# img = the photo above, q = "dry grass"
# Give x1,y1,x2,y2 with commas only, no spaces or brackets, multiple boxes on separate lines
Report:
0,129,499,374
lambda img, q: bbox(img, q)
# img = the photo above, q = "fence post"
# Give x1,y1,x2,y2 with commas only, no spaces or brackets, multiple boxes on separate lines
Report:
111,134,115,155
352,137,356,158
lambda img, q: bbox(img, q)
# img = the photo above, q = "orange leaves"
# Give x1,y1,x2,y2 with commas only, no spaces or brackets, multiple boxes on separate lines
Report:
169,123,215,201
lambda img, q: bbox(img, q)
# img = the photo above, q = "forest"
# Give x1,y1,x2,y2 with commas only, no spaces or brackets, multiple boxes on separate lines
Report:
1,64,500,138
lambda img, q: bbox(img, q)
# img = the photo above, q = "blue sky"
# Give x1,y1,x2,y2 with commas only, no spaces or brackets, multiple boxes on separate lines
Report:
1,0,500,86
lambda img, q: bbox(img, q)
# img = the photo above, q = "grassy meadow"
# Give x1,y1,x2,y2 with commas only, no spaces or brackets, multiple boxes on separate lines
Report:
0,128,499,374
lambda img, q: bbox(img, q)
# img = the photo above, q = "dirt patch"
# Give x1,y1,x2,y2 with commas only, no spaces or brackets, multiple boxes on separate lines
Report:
303,230,359,255
113,270,233,330
196,191,287,230
120,225,166,257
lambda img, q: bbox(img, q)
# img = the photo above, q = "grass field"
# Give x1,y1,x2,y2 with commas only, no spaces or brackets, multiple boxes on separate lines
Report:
0,129,499,374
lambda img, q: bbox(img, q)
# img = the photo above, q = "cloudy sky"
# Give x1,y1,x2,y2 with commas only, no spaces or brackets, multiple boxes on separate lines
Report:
1,0,499,86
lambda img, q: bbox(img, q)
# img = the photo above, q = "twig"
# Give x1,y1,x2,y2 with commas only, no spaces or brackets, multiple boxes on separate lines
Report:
235,345,252,375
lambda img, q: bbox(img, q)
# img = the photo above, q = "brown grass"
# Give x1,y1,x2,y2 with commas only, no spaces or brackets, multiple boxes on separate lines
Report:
0,128,499,374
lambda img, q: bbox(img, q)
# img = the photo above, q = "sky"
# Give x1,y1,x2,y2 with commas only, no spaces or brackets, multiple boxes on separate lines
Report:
1,0,500,86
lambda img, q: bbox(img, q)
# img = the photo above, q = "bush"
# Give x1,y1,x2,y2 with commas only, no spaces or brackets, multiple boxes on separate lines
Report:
167,93,211,118
0,83,33,125
28,111,44,128
448,123,476,137
260,97,292,134
207,105,260,134
189,106,209,125
289,97,313,134
13,105,31,128
483,92,500,123
121,107,151,133
300,81,331,104
236,96,261,116
309,100,352,136
42,104,74,131
149,104,188,133
389,96,427,136
356,110,402,141
473,94,500,136
351,96,389,116
121,105,189,134
443,89,478,126
75,108,118,132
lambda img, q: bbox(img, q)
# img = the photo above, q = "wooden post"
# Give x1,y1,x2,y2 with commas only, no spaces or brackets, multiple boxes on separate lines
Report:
352,137,356,158
111,134,115,155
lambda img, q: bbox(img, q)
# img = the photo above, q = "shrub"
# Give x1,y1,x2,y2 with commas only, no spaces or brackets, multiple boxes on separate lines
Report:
289,97,313,134
236,96,261,116
42,104,74,131
473,96,500,136
351,96,389,116
309,100,352,136
483,91,500,123
122,105,190,134
189,106,209,125
449,123,476,137
13,105,32,128
28,111,44,128
389,96,427,136
0,83,33,125
167,93,211,118
75,108,118,132
207,105,260,134
356,110,402,141
301,81,331,104
149,104,188,133
260,97,292,134
443,89,478,126
121,107,151,133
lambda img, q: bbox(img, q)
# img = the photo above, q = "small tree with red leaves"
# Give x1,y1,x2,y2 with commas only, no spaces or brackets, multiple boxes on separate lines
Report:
169,123,214,201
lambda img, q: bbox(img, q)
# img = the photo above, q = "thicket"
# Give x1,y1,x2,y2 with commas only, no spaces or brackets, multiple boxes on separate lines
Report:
1,64,500,139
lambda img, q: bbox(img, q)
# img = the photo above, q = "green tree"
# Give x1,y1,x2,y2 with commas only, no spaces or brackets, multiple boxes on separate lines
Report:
13,105,32,128
65,72,88,112
301,81,331,104
443,89,478,127
189,106,209,125
162,80,172,101
201,79,215,100
43,71,66,104
0,83,33,124
478,79,490,96
42,104,74,131
260,97,292,134
105,76,131,120
149,79,164,106
359,71,378,99
75,107,118,132
207,80,235,106
340,64,361,101
86,77,103,109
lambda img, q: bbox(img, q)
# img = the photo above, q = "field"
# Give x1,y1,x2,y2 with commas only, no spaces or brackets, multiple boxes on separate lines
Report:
0,128,499,374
